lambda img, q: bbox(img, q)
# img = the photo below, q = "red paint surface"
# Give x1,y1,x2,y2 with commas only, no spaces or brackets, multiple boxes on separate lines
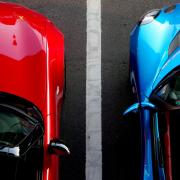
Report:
0,2,64,180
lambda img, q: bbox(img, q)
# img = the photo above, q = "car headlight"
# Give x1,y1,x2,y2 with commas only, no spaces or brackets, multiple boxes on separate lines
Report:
139,9,160,25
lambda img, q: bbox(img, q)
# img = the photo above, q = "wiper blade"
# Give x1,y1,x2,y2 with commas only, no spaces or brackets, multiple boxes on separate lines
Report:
0,146,20,157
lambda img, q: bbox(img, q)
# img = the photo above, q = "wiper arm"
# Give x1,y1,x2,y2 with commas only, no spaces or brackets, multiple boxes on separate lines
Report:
0,145,20,157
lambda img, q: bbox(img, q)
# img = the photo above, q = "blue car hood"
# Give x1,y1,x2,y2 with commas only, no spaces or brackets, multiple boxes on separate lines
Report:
130,4,180,100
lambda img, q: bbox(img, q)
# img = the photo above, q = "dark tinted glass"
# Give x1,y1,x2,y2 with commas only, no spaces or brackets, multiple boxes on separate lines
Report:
0,106,43,180
157,75,180,106
0,107,36,146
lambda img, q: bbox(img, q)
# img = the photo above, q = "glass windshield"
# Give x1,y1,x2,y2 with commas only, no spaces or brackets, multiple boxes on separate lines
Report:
0,107,37,147
0,105,43,180
156,75,180,106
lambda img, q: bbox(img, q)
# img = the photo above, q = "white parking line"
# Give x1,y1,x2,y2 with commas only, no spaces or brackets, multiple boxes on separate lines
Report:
86,0,102,180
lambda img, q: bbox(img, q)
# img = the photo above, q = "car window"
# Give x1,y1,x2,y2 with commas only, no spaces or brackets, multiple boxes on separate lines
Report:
156,75,180,106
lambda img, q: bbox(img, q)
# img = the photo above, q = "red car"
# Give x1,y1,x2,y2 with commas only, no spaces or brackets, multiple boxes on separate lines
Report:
0,2,70,180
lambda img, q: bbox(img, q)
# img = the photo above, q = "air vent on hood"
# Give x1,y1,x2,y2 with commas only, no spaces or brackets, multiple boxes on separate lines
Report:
164,5,176,13
169,32,180,56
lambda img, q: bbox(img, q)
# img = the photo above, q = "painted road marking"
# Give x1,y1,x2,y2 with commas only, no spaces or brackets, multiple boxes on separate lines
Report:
86,0,102,180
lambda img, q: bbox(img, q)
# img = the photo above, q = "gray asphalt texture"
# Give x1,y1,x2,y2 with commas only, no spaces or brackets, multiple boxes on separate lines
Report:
1,0,179,180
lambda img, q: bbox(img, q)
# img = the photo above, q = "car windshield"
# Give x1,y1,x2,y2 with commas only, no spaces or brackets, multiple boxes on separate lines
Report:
0,106,37,147
0,104,43,180
157,75,180,106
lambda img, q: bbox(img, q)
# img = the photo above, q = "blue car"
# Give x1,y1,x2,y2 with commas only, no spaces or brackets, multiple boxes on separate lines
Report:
124,4,180,180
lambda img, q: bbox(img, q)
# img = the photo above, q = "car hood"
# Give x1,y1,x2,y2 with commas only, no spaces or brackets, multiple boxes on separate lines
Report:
0,2,47,112
130,4,180,100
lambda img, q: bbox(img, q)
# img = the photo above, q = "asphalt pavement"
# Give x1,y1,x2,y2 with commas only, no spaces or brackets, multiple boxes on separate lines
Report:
1,0,179,180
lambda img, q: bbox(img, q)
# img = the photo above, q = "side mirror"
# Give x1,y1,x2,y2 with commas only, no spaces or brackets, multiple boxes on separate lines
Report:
123,102,156,115
48,139,70,156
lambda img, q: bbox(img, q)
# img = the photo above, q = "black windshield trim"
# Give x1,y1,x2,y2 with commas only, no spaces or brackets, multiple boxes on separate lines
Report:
0,103,41,125
150,67,180,110
151,67,180,97
0,92,43,121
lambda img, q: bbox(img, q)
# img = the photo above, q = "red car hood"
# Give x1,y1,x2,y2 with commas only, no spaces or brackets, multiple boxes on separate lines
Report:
0,3,47,112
